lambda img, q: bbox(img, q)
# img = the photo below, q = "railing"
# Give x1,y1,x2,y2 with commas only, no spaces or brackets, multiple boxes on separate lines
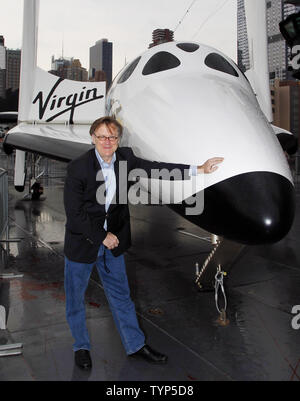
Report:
0,168,8,241
0,168,23,356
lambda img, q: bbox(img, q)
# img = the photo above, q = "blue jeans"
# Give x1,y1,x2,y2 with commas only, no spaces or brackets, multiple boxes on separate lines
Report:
64,245,145,354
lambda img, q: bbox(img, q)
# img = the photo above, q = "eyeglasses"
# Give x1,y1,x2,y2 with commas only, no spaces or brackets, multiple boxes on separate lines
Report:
93,134,119,143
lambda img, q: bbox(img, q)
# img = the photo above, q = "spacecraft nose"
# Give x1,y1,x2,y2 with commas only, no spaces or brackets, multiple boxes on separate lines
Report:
182,172,295,245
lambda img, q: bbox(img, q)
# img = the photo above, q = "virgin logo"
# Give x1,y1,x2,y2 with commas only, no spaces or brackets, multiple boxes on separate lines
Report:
32,77,104,124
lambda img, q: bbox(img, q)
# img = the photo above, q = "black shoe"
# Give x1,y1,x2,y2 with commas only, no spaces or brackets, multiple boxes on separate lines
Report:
129,345,168,364
75,349,92,370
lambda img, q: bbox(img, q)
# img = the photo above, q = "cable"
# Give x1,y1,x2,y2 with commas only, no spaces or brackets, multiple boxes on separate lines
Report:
192,0,230,39
174,0,198,33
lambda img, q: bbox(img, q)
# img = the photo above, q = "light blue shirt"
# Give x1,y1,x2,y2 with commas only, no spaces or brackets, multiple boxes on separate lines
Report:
95,149,116,231
189,165,198,176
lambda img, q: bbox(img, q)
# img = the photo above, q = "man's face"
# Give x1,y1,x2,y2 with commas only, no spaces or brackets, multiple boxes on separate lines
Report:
92,123,119,161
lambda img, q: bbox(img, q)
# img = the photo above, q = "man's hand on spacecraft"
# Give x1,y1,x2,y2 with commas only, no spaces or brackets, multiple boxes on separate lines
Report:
197,157,224,174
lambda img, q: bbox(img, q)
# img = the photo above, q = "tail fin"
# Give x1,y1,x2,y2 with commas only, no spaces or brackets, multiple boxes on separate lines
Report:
18,0,39,122
18,0,105,124
4,0,105,168
27,68,105,124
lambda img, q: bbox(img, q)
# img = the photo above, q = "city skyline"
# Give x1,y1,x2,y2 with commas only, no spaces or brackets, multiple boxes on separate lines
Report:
237,0,300,83
0,0,237,79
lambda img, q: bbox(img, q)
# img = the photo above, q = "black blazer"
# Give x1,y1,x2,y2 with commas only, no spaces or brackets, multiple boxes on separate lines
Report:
63,147,190,263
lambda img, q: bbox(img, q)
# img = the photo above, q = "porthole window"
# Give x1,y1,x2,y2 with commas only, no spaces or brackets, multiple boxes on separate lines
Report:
204,53,239,77
142,52,181,75
117,57,141,84
176,43,199,53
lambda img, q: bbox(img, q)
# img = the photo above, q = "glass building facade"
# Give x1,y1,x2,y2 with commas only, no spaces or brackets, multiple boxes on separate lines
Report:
89,39,113,89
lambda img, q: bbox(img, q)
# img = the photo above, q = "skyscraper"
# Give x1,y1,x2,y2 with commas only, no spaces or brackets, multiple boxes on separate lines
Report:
0,36,6,98
89,39,113,89
266,0,300,84
5,49,21,91
272,80,300,139
237,0,300,84
49,56,88,81
237,0,250,72
0,36,5,69
237,0,300,137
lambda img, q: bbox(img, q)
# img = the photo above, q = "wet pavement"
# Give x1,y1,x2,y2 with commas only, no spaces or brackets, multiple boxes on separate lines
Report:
0,147,300,381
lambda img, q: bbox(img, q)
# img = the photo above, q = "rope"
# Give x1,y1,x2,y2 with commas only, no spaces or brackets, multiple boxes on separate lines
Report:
174,0,198,33
192,0,230,39
214,265,227,315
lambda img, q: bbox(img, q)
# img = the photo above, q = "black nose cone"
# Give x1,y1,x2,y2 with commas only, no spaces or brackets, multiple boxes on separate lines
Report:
172,172,295,245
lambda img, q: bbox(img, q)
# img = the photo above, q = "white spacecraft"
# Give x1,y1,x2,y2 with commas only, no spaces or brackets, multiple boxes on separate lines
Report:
2,0,297,245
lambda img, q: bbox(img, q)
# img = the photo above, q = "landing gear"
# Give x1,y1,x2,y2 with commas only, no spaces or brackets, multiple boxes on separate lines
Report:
14,151,45,201
193,234,246,327
194,235,245,291
24,154,45,201
30,179,44,200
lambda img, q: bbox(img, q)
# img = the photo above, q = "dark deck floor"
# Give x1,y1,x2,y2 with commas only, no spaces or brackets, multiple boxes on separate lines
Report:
0,149,300,381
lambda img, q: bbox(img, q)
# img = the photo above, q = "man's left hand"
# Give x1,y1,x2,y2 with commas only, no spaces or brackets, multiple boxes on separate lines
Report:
197,157,224,174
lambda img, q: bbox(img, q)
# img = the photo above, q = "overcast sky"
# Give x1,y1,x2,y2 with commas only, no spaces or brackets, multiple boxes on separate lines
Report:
1,0,237,77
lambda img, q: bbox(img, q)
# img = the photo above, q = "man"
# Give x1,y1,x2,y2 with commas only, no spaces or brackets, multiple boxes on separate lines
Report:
64,116,223,370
